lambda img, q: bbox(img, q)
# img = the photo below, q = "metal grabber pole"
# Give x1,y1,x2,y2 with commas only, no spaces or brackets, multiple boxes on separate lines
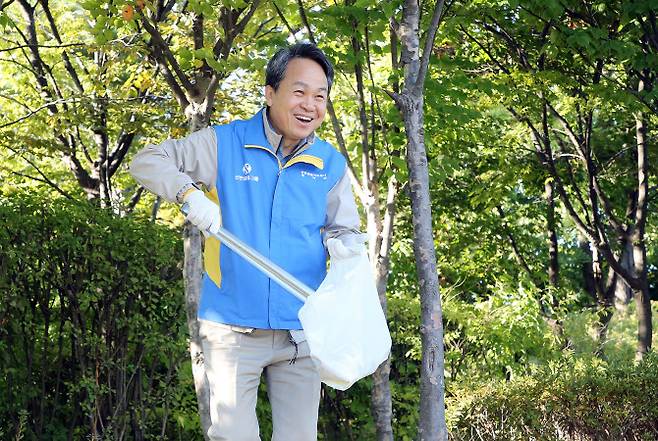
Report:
181,203,314,302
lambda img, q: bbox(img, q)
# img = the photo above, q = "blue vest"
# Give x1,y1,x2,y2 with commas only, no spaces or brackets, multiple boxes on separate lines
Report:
197,111,347,329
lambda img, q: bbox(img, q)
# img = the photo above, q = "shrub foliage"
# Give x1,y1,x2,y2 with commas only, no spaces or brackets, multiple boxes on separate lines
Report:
448,355,658,441
0,191,198,440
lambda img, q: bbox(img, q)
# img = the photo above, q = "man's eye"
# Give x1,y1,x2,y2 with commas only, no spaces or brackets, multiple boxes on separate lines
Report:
294,90,304,95
316,95,326,101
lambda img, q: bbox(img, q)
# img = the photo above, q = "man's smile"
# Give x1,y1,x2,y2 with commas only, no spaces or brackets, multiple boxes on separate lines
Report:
295,114,314,124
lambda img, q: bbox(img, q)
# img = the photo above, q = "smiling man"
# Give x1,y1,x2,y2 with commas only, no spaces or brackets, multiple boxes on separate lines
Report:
129,43,362,441
265,56,327,155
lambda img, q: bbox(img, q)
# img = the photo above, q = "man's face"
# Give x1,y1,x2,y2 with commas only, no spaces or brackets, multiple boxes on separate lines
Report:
265,57,328,149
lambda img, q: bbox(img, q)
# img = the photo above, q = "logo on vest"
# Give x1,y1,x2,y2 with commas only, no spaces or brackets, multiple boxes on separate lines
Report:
301,170,327,180
235,162,259,182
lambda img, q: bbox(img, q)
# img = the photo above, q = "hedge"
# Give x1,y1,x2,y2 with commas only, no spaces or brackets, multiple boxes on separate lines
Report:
448,355,658,440
0,191,199,440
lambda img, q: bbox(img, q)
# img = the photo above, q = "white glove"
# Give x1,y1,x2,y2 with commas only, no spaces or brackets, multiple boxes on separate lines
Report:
327,234,367,260
184,189,221,235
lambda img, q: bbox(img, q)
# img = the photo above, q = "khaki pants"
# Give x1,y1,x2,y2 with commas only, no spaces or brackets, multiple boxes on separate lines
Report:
199,320,320,441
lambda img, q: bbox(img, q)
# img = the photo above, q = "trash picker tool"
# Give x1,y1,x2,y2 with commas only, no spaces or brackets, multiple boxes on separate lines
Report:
181,203,314,302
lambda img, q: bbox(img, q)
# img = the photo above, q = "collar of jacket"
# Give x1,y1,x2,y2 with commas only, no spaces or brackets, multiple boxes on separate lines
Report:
261,107,316,156
243,109,324,171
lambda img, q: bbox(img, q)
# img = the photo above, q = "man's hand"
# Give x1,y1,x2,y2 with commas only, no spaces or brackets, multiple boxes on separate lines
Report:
184,189,221,235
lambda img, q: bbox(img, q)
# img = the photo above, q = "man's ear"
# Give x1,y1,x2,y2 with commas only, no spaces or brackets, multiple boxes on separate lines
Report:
264,85,275,107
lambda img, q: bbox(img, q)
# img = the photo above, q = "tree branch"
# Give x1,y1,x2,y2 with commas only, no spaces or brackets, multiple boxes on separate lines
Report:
155,0,177,22
496,206,541,286
4,146,73,199
0,0,16,11
413,0,445,96
16,0,59,113
365,24,391,182
232,0,261,40
0,42,84,53
459,24,510,75
295,0,316,44
553,134,592,220
150,44,189,110
0,91,31,111
295,0,364,202
547,101,624,234
350,18,372,188
272,0,297,37
126,186,144,214
4,169,73,199
75,125,93,164
480,16,531,70
0,97,72,129
204,73,222,116
108,132,135,178
251,16,276,39
59,133,98,192
508,105,595,241
193,12,203,50
140,14,194,92
38,0,84,93
0,56,40,77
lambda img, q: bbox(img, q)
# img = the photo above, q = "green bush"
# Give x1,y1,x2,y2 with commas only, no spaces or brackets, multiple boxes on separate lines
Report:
448,355,658,440
0,191,199,440
442,281,560,384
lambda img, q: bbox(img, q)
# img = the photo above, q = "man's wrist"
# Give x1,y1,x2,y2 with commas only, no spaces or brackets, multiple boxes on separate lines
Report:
182,187,199,202
177,183,201,203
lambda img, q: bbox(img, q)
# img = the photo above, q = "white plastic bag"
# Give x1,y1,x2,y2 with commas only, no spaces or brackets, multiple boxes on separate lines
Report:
298,238,392,390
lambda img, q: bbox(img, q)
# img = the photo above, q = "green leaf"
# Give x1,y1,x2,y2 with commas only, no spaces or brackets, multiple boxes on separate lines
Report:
391,155,407,170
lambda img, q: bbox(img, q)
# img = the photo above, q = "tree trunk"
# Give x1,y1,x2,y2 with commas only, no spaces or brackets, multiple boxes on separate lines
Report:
632,234,651,360
614,239,634,310
370,177,398,441
150,196,162,223
396,0,447,439
595,306,614,358
632,102,651,359
544,178,565,340
136,3,259,433
367,195,392,441
545,179,558,287
350,19,395,439
183,224,211,437
403,95,447,441
285,7,398,435
183,107,213,438
580,239,597,300
614,194,638,310
585,240,617,356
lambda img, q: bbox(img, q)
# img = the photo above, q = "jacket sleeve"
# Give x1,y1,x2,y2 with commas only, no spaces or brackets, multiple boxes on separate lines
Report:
324,166,365,246
128,127,218,203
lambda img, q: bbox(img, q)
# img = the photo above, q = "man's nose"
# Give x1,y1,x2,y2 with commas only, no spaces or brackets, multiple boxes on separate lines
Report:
300,95,314,110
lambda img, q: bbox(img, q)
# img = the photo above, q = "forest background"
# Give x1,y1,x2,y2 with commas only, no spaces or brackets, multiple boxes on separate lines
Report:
1,0,657,440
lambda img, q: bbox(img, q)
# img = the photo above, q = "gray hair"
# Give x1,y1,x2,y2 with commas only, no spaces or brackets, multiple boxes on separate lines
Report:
265,43,334,93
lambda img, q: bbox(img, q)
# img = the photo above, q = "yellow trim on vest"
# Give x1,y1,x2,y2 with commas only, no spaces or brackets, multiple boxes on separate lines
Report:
283,154,324,170
203,188,222,288
245,144,282,170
